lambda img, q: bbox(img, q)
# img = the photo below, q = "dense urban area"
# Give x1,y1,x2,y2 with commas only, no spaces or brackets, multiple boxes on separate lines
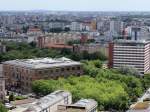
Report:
0,11,149,112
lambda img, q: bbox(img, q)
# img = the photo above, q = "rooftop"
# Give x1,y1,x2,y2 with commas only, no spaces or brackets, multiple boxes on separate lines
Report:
24,90,71,112
10,90,71,112
68,99,97,110
139,88,150,102
3,57,81,69
113,39,150,44
130,101,150,110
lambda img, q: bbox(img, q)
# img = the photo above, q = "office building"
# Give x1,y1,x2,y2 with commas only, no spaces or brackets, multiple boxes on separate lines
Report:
57,99,97,112
108,40,150,75
3,57,83,93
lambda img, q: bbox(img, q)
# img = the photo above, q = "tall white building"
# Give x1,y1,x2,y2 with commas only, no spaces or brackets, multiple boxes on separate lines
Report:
71,22,83,31
110,20,124,35
49,22,65,29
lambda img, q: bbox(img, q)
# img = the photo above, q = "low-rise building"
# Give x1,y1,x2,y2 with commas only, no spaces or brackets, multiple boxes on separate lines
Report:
3,57,83,93
127,102,150,112
73,44,101,54
73,44,108,56
127,88,150,112
10,90,72,112
57,99,97,112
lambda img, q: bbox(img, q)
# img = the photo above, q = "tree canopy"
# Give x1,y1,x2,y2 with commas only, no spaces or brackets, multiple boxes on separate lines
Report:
32,60,150,111
0,42,107,62
0,102,7,112
32,76,129,111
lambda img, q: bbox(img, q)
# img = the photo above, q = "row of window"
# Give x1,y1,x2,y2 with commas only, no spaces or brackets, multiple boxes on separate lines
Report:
38,66,81,74
4,65,31,74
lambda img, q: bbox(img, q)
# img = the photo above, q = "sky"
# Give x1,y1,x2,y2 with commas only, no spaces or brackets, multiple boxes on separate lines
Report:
0,0,150,11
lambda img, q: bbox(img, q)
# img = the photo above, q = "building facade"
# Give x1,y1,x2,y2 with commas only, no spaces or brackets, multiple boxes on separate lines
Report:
0,65,5,101
0,77,5,101
108,40,150,75
3,57,83,93
73,44,108,56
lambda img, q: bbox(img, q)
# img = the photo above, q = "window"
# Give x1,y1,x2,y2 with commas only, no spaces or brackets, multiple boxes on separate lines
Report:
56,69,59,72
67,68,70,71
0,86,3,91
50,70,53,73
38,71,42,74
64,96,69,104
44,70,48,74
26,70,28,73
26,82,28,86
61,68,64,71
77,66,80,70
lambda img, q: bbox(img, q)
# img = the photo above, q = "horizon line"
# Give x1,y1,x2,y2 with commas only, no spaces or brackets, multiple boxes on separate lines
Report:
1,9,150,12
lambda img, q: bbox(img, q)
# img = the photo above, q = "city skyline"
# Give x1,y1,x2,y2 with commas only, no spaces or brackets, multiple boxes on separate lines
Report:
1,0,150,11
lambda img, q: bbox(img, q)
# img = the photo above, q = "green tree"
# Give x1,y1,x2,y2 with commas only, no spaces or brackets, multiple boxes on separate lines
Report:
142,74,150,90
0,102,7,112
9,93,15,102
118,66,141,76
32,76,129,111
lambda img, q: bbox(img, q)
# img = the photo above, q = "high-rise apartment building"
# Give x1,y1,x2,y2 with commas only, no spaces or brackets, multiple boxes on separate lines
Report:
3,57,83,93
71,22,83,31
108,40,150,75
110,20,124,35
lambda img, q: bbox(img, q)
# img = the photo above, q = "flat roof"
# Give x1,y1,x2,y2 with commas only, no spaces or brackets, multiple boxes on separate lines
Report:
130,101,150,110
10,90,71,112
69,99,97,110
24,90,71,112
3,57,81,69
113,39,150,44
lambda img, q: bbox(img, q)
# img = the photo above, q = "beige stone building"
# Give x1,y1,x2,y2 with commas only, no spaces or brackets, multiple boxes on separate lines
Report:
3,57,83,93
